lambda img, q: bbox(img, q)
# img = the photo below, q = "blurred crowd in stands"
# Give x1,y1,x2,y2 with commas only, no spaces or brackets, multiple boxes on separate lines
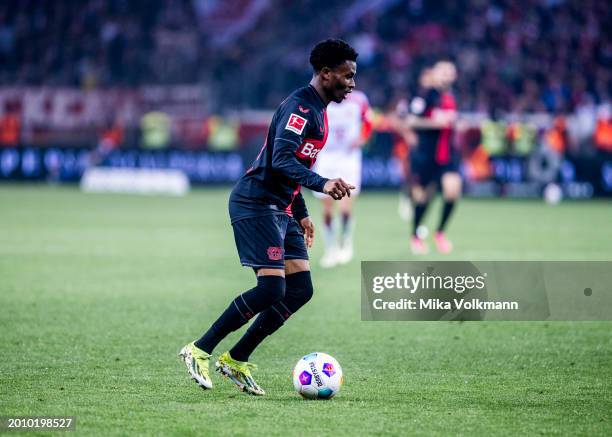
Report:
0,0,610,153
0,0,610,112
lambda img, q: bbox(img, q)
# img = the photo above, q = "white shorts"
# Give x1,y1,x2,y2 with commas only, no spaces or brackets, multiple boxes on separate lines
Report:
312,149,362,199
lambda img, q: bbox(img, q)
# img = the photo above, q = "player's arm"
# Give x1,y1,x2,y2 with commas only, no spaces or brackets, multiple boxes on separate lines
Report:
407,114,452,129
272,137,327,190
408,109,457,129
273,137,352,199
405,92,456,129
271,104,328,191
292,192,315,248
291,191,309,222
272,103,353,198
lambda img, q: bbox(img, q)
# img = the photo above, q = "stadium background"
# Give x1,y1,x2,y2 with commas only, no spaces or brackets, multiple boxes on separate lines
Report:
0,0,611,197
1,1,611,435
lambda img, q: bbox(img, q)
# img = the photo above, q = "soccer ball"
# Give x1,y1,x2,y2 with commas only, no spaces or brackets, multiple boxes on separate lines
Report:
292,352,343,399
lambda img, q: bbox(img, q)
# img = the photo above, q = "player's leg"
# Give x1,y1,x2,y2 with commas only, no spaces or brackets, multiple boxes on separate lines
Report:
218,262,312,396
313,151,340,268
336,153,361,264
337,195,355,264
219,220,312,395
194,215,288,354
227,220,312,361
214,267,285,396
398,180,413,221
195,269,285,353
180,215,287,391
319,195,338,268
228,259,312,364
435,171,461,253
410,182,432,254
409,152,434,254
398,145,413,221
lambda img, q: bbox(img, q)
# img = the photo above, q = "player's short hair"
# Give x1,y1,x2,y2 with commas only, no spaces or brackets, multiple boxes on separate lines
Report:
309,39,358,72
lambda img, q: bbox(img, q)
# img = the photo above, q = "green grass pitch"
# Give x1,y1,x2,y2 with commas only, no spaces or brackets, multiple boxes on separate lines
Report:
0,185,610,435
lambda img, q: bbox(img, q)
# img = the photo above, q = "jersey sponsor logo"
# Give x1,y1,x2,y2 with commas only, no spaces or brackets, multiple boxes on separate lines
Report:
267,246,283,261
296,141,321,159
298,105,310,114
286,113,307,135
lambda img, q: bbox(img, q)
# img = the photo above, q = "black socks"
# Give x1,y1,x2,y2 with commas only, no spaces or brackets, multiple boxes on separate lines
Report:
194,275,285,354
413,202,429,236
438,201,456,232
229,271,313,362
413,200,456,235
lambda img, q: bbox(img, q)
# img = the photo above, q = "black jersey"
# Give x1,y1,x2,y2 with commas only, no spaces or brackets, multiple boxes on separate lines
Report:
409,88,457,165
229,85,329,223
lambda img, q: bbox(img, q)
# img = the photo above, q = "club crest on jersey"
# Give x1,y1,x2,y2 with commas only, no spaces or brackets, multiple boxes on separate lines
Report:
285,113,307,135
267,246,283,261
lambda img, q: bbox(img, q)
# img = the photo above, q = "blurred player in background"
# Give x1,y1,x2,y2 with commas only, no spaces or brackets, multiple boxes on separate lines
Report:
180,39,357,396
395,68,433,221
406,61,460,254
313,89,372,267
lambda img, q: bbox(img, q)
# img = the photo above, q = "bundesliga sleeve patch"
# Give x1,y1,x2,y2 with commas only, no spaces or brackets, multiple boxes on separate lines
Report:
285,113,308,135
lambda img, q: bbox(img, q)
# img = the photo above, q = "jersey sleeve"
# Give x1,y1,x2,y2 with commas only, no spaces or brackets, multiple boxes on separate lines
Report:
291,191,309,222
271,101,328,192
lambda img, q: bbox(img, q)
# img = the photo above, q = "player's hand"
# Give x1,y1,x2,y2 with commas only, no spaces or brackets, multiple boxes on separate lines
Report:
300,217,315,248
323,178,355,200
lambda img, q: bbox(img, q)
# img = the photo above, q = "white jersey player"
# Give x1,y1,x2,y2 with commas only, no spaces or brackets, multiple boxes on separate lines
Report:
313,89,372,267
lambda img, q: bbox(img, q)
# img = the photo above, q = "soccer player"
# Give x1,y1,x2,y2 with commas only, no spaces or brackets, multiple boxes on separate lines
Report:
396,68,433,221
180,39,358,396
406,61,460,254
313,89,372,267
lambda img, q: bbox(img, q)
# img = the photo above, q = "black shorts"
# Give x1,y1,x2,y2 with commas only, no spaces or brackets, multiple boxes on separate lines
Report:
410,151,460,186
231,214,308,270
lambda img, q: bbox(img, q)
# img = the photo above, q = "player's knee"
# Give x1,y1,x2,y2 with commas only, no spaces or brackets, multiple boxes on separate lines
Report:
445,192,461,201
442,174,462,198
301,278,314,305
257,275,286,303
443,184,461,200
286,271,314,307
411,187,427,203
443,185,461,201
